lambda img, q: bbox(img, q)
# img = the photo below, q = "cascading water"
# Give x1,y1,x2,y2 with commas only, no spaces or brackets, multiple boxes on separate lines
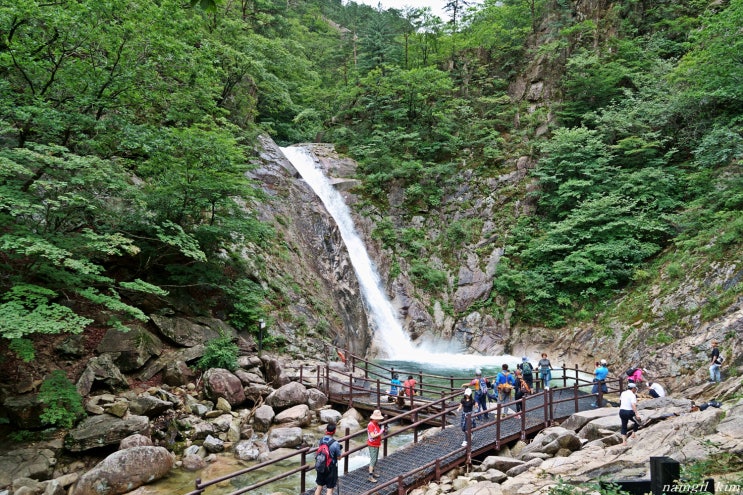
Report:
281,146,415,358
281,145,519,369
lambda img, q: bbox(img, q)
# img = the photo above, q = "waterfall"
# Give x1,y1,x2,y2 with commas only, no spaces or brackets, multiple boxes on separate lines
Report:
281,146,415,358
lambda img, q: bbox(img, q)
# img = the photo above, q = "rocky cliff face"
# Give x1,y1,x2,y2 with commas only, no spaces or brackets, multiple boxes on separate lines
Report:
246,136,372,357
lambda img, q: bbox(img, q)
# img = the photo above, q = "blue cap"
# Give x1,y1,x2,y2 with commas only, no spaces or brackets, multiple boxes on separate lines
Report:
522,356,528,362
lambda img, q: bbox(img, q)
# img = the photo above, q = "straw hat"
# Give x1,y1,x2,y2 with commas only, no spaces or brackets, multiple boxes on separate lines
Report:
464,387,472,396
370,410,384,421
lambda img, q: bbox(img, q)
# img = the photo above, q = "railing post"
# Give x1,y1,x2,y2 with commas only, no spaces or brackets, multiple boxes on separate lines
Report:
351,354,356,374
520,396,526,439
549,387,555,424
562,364,567,388
377,378,381,409
325,363,329,397
435,458,442,480
574,364,579,386
397,475,405,495
543,389,549,427
364,359,369,379
418,370,423,395
348,372,354,409
495,403,502,450
450,375,454,392
441,391,446,430
574,382,579,413
383,424,389,458
413,411,419,443
344,427,350,474
300,452,307,494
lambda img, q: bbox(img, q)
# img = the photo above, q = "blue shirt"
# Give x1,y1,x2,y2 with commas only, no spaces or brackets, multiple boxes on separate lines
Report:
390,378,402,395
594,365,609,381
496,371,515,386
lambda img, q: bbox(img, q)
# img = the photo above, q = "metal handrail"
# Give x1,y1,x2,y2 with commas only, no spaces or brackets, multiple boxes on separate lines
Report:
186,358,614,495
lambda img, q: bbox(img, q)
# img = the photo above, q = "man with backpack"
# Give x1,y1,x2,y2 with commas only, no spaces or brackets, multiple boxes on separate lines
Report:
469,369,490,419
496,364,516,405
519,357,534,391
314,423,342,495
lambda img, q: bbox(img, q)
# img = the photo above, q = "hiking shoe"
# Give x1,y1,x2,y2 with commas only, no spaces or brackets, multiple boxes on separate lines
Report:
461,441,467,446
368,476,378,483
372,471,380,478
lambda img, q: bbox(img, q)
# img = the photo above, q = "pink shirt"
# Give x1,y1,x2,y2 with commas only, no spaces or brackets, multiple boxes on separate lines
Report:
630,369,644,382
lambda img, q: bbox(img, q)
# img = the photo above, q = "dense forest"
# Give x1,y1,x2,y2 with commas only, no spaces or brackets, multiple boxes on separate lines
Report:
1,0,741,372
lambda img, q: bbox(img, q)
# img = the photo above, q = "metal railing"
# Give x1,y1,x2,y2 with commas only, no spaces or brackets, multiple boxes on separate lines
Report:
185,352,625,495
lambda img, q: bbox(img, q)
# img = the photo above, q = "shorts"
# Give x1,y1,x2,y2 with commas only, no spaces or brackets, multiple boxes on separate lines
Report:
316,465,338,489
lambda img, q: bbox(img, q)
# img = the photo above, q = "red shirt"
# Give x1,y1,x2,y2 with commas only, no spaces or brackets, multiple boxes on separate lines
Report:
403,378,417,397
367,421,382,447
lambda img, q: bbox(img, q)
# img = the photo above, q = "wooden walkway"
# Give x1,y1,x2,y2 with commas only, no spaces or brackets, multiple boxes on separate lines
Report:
312,388,596,495
185,352,618,495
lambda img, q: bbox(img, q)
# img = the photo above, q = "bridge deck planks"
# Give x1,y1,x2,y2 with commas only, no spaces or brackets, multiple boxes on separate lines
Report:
308,389,595,495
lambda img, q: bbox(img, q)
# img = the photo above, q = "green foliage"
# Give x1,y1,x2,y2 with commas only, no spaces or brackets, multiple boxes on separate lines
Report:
226,279,267,333
38,371,85,429
197,336,239,371
409,261,448,291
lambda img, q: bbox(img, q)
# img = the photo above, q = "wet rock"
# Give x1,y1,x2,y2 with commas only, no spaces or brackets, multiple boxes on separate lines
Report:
265,381,308,410
203,368,246,407
64,415,149,452
72,446,173,495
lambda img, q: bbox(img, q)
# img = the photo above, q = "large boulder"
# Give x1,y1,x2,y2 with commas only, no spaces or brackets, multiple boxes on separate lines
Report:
96,326,163,372
0,448,56,488
64,415,150,452
76,355,129,396
128,395,173,418
149,315,236,348
267,427,303,450
307,388,328,410
266,382,308,410
253,405,275,433
203,368,246,406
2,394,44,430
72,446,174,495
274,404,311,427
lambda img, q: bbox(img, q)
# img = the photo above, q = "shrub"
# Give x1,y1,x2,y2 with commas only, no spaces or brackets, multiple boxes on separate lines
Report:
38,371,85,429
197,336,239,371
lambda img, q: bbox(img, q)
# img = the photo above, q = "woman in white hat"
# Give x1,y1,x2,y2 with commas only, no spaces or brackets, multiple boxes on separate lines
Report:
366,410,384,482
456,388,478,446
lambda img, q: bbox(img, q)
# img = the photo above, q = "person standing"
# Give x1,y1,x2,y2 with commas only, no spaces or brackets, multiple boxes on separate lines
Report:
388,373,402,402
619,383,642,445
538,352,553,390
469,369,490,419
591,359,609,407
647,381,666,398
403,375,418,397
457,387,478,446
709,340,722,383
496,364,516,405
314,423,343,495
513,369,531,416
519,357,535,391
366,410,384,483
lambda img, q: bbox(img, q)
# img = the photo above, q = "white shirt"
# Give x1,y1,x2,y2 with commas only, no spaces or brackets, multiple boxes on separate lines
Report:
648,382,666,397
619,389,637,410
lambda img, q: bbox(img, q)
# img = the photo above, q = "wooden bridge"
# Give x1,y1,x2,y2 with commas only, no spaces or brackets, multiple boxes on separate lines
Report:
185,350,624,495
